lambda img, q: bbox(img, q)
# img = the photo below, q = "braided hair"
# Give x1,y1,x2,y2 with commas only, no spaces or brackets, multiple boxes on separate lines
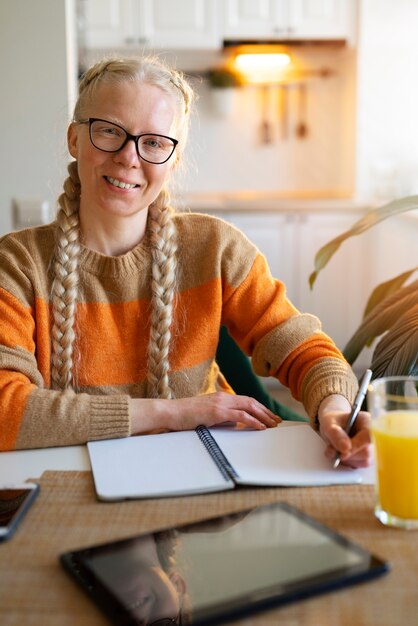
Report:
50,56,195,395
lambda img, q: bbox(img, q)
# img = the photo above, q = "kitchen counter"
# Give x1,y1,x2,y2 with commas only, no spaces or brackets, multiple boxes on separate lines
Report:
175,191,376,213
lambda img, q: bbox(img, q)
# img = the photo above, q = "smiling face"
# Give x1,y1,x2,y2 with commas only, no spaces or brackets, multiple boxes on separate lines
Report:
68,80,178,225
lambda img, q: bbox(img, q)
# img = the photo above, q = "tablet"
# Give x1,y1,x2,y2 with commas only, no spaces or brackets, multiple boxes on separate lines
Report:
60,501,389,625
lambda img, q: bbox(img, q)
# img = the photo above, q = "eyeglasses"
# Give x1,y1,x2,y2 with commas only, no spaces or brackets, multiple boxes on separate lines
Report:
77,118,178,164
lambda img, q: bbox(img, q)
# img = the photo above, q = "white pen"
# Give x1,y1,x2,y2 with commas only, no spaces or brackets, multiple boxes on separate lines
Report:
333,369,373,469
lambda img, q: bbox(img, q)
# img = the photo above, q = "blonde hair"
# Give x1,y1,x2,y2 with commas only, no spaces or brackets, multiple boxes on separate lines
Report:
50,56,195,396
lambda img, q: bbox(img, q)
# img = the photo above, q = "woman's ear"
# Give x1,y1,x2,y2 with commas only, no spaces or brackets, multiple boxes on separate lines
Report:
169,571,186,597
67,122,78,159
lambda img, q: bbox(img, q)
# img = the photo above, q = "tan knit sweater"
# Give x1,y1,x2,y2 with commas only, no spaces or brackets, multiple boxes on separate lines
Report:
0,212,357,450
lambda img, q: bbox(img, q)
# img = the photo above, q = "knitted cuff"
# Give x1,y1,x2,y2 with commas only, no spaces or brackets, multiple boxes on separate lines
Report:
301,358,358,423
89,395,130,440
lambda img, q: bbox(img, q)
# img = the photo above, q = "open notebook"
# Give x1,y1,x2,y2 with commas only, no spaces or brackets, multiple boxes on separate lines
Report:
87,423,364,501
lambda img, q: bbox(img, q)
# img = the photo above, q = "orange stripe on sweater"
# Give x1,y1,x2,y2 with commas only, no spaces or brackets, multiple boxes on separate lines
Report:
75,299,150,386
75,279,223,386
0,372,34,450
0,288,35,351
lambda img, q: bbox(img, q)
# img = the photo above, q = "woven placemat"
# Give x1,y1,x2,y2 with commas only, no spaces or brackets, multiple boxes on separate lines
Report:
0,470,417,625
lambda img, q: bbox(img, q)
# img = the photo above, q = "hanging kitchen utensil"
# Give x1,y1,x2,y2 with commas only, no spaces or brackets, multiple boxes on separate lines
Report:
259,85,273,145
278,83,289,140
295,83,308,139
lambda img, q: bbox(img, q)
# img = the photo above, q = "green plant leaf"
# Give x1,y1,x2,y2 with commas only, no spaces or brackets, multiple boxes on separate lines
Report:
369,305,418,378
309,195,418,289
207,67,244,88
343,280,418,364
362,267,418,321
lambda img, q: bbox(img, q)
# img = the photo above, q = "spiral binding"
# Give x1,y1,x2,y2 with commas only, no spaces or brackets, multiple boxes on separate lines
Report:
196,426,239,483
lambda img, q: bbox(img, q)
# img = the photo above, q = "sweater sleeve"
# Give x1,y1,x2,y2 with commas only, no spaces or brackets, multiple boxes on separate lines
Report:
220,240,358,421
0,286,130,451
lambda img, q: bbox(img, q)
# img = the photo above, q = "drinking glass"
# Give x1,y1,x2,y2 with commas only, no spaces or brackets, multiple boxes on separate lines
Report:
368,376,418,529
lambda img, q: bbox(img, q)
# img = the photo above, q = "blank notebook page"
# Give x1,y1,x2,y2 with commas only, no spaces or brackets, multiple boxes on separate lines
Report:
88,430,233,501
209,424,362,486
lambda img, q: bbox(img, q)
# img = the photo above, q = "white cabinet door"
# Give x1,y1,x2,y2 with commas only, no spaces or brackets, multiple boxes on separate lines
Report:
141,0,221,49
222,0,353,41
222,0,288,39
82,0,221,49
289,0,351,40
83,0,137,48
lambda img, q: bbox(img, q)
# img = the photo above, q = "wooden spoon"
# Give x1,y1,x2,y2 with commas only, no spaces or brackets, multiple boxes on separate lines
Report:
259,85,273,145
279,83,289,140
295,83,308,139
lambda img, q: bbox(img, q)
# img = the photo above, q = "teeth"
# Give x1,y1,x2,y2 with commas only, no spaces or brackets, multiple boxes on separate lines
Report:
107,176,137,189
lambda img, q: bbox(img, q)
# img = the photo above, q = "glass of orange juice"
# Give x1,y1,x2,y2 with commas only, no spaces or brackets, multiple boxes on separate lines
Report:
368,376,418,529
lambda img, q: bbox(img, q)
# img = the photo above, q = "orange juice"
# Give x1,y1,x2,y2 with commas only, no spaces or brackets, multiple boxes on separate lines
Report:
372,411,418,520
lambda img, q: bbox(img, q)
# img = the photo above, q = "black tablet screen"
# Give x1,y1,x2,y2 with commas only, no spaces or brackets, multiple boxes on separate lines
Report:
61,501,388,625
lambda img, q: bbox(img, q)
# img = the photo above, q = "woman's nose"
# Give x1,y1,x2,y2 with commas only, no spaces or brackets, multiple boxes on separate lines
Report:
113,138,141,166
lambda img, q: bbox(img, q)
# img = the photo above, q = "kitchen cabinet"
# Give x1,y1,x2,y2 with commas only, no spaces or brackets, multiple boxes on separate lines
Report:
81,0,136,48
222,0,354,41
80,0,221,49
79,0,355,50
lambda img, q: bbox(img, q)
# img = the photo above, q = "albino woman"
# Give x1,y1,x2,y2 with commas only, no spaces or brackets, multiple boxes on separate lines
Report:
0,56,371,467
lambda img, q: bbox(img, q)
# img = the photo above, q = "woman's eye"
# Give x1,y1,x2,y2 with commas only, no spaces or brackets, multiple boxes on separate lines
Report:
101,126,121,137
144,138,160,148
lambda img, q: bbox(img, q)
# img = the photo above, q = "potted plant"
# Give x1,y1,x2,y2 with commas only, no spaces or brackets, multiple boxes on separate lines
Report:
207,67,244,88
207,66,244,116
309,196,418,379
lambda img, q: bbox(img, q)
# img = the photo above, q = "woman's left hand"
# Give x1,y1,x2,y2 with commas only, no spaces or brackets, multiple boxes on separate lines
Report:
317,394,372,468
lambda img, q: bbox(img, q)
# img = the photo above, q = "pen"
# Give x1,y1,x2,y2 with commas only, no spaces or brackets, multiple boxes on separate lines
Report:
333,369,373,469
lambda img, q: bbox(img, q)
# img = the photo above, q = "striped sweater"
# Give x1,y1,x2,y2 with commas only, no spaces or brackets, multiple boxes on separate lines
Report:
0,212,357,450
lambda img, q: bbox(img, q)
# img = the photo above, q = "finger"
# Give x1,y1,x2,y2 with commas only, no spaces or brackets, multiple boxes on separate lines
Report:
324,441,373,468
226,411,267,430
323,408,371,450
323,423,352,456
339,431,372,463
231,395,281,427
339,445,373,468
350,411,372,435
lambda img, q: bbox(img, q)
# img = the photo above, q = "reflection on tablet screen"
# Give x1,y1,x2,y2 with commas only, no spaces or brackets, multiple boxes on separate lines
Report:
61,502,389,625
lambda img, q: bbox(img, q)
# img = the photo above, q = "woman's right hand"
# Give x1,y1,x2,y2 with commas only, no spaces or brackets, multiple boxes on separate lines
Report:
130,392,280,435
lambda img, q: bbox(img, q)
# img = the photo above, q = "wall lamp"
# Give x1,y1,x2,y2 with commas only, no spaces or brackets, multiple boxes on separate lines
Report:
231,48,292,84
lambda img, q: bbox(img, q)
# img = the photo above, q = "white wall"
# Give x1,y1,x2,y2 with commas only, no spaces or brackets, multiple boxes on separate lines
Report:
355,0,418,200
177,45,357,199
0,0,77,235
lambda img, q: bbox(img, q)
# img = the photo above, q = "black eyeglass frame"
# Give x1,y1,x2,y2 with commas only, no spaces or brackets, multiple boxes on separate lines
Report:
77,117,179,164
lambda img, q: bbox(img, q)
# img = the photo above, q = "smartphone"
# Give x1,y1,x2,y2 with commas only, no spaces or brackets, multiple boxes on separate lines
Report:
0,483,39,541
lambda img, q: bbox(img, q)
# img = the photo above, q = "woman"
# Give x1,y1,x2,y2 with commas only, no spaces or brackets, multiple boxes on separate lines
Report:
0,56,370,467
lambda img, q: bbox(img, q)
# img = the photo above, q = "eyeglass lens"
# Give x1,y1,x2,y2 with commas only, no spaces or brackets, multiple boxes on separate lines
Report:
89,119,176,164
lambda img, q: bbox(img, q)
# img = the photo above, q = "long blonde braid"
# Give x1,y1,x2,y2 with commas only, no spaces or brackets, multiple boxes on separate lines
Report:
51,161,81,390
146,189,178,398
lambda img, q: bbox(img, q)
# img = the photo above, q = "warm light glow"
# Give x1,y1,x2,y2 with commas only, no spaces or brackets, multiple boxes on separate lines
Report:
235,53,291,71
233,53,291,84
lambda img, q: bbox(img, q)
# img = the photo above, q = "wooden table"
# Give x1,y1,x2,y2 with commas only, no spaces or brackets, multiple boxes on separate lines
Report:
1,470,417,625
